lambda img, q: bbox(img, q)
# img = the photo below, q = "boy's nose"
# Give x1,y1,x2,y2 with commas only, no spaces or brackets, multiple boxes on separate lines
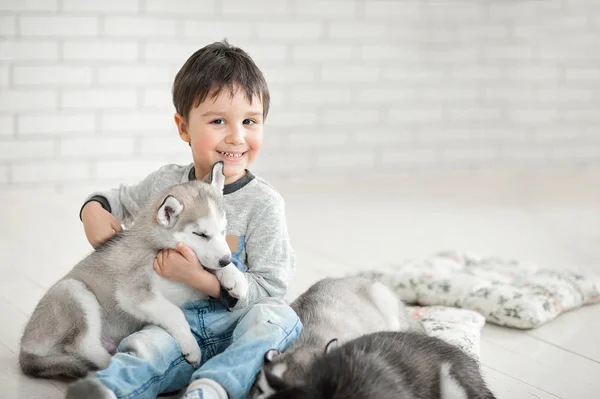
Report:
225,126,245,145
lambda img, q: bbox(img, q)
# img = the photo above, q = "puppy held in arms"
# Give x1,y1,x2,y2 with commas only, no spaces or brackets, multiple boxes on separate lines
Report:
19,161,247,379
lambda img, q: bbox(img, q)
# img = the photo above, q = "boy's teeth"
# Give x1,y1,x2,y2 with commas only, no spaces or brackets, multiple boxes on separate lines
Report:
219,151,243,158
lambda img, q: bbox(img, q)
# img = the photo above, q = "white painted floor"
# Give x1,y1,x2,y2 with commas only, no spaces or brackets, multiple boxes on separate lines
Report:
1,167,599,399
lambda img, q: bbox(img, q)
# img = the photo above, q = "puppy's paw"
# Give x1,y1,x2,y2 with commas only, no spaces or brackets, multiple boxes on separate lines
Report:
216,264,249,299
180,336,201,366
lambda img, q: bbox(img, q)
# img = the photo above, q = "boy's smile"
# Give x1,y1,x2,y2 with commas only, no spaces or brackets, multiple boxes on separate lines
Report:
215,149,249,166
216,151,246,160
175,85,264,185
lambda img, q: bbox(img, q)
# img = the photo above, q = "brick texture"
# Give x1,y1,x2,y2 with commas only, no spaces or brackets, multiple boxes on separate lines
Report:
0,0,598,189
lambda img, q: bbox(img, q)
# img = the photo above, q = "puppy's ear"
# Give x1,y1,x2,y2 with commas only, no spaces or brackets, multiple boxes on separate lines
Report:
157,195,183,228
208,161,225,192
264,349,280,363
324,338,339,354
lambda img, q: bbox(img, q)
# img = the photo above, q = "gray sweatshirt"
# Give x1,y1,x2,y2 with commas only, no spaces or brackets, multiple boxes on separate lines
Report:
81,163,295,310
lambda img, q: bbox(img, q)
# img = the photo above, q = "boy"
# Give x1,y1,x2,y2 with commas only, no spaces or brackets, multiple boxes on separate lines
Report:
68,40,302,399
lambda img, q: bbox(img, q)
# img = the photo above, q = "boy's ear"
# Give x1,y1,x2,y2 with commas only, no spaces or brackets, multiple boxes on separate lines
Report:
174,113,190,143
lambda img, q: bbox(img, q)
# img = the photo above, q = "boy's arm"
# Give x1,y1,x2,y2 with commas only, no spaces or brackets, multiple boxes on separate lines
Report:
79,164,185,227
153,244,222,298
230,196,295,310
153,244,243,308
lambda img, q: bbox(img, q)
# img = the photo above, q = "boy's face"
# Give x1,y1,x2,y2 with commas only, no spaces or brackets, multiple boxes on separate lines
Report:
175,85,264,184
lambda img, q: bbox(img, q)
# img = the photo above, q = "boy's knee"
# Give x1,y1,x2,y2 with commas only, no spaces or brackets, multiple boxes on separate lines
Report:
245,298,302,336
119,326,181,361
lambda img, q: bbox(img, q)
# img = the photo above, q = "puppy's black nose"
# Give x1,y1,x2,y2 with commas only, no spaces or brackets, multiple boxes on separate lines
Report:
219,256,232,267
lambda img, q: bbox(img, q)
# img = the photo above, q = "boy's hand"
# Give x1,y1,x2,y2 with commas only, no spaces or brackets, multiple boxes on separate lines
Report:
154,242,222,297
81,201,122,248
154,242,204,284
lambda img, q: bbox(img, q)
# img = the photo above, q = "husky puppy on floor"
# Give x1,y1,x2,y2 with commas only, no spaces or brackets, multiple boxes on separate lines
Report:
263,331,497,399
250,276,423,398
19,162,248,379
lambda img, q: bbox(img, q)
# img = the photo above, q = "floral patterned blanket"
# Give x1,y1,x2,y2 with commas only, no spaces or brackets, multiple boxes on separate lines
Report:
359,251,600,330
408,305,485,360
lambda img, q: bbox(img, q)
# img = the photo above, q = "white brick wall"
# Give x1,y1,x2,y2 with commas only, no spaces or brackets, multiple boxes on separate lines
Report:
19,114,96,136
20,16,99,36
0,0,598,189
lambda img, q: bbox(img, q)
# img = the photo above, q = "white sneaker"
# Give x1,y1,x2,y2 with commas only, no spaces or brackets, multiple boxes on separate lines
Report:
183,378,229,399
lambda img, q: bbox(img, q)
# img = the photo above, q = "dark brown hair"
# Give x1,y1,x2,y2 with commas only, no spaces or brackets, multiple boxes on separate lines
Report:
172,40,270,120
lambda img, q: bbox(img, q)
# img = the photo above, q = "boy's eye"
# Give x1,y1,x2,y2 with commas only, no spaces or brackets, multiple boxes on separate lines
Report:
243,119,255,125
193,232,211,240
211,119,225,125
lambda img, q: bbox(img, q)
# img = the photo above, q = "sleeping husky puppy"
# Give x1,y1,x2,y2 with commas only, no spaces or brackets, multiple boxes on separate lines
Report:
19,162,248,379
251,276,423,398
263,331,497,399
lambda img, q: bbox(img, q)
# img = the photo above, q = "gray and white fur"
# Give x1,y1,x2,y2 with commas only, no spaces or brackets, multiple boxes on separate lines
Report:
19,162,248,380
264,331,497,399
251,276,423,398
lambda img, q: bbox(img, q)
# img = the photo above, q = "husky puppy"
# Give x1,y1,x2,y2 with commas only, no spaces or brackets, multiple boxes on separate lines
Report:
19,162,247,379
251,277,423,398
264,331,497,399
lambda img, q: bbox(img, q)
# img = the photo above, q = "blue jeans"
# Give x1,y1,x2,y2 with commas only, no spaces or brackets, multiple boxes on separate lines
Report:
94,297,302,399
